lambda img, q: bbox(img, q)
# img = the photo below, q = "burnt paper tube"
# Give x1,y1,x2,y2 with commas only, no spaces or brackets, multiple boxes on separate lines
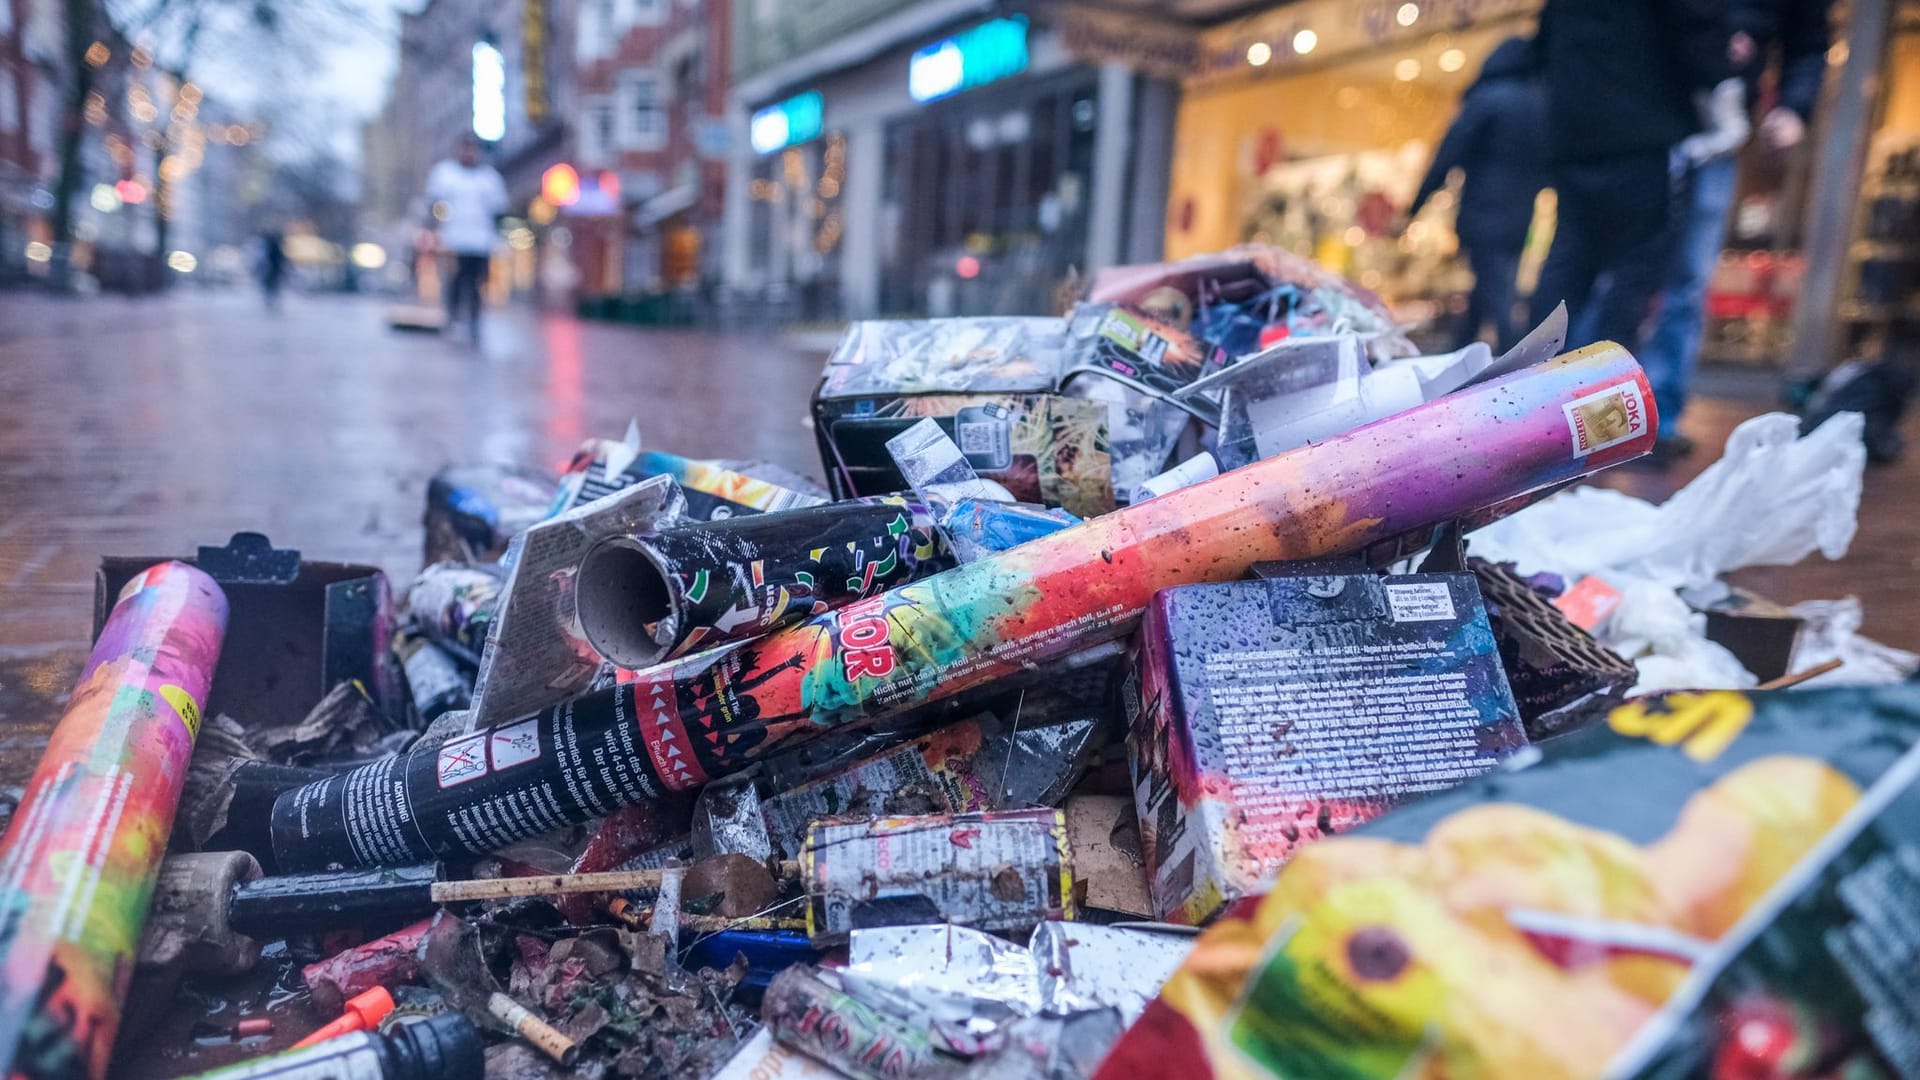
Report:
575,498,948,669
270,344,1656,871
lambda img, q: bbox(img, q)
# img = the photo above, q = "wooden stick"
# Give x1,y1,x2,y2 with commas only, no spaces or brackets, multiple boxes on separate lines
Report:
1756,658,1844,691
429,860,800,904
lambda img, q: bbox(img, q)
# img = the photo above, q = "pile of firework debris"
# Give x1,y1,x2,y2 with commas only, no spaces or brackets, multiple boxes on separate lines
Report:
3,245,1916,1080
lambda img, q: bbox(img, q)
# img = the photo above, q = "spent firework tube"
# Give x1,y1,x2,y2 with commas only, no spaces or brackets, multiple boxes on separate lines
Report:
269,344,1655,871
0,562,228,1080
576,497,949,669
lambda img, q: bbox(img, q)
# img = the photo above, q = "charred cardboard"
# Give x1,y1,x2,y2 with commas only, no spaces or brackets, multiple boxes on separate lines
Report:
1701,585,1806,684
1126,572,1526,924
1470,557,1638,741
92,532,401,730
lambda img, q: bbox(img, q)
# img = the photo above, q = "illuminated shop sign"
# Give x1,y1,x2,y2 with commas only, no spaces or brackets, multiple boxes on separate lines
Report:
750,90,824,155
909,16,1029,104
472,39,506,142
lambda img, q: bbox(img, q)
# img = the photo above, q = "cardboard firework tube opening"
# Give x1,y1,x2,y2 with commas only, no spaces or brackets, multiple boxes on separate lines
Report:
577,536,680,669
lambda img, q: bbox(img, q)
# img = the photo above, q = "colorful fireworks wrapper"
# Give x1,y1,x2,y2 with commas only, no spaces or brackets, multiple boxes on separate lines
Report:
1086,244,1414,360
0,562,229,1080
1095,684,1920,1080
556,437,830,521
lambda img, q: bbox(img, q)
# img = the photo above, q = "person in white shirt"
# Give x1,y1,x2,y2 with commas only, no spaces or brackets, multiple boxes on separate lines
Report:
425,136,508,341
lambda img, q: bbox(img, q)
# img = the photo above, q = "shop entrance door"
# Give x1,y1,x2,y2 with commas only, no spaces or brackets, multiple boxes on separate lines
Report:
880,71,1099,316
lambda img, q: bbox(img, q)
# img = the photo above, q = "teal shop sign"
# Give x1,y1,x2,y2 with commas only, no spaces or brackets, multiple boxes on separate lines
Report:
909,16,1030,103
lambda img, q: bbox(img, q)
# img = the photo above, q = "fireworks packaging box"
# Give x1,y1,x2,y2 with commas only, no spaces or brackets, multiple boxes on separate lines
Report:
800,809,1075,944
1097,684,1920,1080
757,710,1100,858
93,532,401,730
810,317,1115,517
1126,571,1527,925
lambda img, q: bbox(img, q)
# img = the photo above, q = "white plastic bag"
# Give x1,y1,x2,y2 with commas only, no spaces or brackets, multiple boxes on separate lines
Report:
1606,580,1758,694
1470,411,1865,592
1786,597,1920,687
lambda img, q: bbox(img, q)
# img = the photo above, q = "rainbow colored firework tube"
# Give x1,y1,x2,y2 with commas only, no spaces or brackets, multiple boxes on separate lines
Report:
0,562,228,1080
270,344,1654,871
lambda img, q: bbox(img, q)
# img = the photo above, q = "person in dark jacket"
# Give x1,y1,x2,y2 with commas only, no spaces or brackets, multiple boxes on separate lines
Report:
1409,36,1548,351
1531,0,1733,371
1636,0,1832,461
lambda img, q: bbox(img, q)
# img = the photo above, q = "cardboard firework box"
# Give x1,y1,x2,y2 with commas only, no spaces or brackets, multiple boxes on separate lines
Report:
810,318,1114,517
1126,572,1529,924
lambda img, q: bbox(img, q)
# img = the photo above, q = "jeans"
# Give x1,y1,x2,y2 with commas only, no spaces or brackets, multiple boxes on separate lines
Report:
447,253,489,334
1534,152,1683,360
1460,235,1525,352
1638,154,1739,437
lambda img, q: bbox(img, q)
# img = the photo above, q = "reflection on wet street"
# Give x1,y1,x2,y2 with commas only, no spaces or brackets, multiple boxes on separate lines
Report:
0,291,825,792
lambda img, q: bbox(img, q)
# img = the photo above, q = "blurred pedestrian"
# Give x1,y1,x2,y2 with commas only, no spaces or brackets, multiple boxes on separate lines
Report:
1407,36,1548,352
258,230,287,311
1637,0,1832,459
1530,0,1732,406
426,135,507,343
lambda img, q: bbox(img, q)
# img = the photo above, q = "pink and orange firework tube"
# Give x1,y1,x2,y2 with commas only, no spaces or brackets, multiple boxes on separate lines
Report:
270,344,1655,871
0,562,228,1080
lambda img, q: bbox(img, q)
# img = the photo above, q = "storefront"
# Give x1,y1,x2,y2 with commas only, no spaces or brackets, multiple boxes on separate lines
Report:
1168,0,1855,366
877,67,1100,317
1167,0,1543,348
726,6,1174,320
1820,0,1920,370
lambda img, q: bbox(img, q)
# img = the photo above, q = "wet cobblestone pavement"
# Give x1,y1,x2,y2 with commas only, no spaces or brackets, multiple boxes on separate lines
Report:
0,290,823,791
0,289,1915,791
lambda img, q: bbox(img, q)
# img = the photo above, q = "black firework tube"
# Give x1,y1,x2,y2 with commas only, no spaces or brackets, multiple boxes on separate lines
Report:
574,498,948,669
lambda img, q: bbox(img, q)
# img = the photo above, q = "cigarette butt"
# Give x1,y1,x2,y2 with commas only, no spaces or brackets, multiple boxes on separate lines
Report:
487,992,579,1067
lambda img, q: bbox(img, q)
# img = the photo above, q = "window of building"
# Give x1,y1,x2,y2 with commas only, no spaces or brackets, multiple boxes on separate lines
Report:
577,0,616,62
607,0,666,34
580,96,617,167
619,72,666,151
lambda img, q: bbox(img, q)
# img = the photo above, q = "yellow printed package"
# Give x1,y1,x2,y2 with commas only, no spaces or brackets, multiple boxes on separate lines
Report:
1096,686,1920,1080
